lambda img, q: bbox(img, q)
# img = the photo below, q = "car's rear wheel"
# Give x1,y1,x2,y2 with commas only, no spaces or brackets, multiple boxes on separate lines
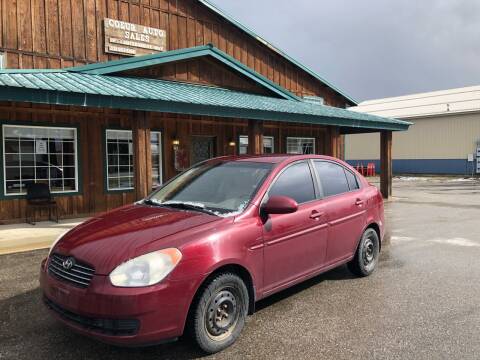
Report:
348,228,380,277
190,273,249,354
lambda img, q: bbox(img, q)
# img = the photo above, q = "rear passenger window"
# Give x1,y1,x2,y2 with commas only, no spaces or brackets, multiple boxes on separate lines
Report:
269,162,316,204
345,170,359,190
314,161,349,197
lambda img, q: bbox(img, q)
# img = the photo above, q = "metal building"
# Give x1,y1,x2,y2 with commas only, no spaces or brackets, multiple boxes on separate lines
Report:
346,86,480,175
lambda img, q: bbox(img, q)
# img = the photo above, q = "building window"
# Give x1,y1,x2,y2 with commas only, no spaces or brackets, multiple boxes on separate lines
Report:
151,131,163,189
106,129,134,191
263,136,274,154
2,124,78,195
286,137,315,154
239,135,274,155
239,136,248,155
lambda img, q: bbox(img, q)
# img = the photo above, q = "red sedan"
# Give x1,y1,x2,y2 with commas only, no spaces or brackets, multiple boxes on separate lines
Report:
40,155,384,353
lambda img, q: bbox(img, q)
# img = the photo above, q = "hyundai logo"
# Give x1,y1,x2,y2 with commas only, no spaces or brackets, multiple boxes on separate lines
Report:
62,257,75,270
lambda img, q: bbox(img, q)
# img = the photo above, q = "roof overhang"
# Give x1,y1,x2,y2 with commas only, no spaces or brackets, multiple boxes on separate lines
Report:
0,71,411,133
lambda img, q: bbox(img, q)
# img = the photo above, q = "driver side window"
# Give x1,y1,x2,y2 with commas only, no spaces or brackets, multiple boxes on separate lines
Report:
268,162,316,204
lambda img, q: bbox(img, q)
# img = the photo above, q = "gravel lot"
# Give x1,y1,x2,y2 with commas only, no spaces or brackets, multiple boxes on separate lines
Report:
1,177,480,359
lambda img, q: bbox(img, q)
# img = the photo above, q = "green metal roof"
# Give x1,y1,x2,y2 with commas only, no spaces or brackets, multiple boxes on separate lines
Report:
0,71,411,132
199,0,358,105
66,45,299,101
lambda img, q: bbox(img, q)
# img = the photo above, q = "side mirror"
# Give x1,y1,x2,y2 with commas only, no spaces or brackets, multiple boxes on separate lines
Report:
263,195,298,215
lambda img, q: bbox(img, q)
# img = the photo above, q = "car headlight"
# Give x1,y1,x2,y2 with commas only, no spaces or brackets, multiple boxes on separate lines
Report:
109,248,182,287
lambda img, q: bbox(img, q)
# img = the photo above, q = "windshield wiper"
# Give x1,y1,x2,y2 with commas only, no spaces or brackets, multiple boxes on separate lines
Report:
162,202,218,216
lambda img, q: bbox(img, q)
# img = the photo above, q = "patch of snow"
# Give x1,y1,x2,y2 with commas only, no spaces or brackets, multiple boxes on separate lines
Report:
163,200,207,208
395,177,430,182
212,201,250,218
391,236,415,242
429,238,479,247
446,178,476,182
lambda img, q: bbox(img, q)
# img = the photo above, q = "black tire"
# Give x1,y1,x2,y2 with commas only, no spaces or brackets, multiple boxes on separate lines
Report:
189,272,249,354
348,228,380,277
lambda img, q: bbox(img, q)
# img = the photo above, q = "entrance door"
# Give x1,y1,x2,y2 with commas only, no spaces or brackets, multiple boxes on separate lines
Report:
191,136,216,165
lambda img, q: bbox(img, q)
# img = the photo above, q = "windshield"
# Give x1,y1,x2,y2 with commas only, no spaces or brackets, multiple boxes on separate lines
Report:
147,161,273,216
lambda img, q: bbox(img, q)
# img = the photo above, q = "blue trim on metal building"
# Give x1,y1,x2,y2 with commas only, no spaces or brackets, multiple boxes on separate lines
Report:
347,159,476,175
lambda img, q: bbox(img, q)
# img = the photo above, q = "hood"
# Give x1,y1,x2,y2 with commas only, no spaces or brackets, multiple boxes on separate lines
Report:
53,204,221,275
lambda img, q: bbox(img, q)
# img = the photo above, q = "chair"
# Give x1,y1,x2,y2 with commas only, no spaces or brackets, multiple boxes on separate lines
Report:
25,183,59,225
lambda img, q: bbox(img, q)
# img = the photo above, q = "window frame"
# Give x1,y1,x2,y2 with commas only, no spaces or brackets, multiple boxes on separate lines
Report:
104,128,135,192
238,135,274,155
1,123,80,198
150,130,163,189
0,52,5,69
286,137,316,155
344,168,360,191
260,160,320,208
311,160,362,199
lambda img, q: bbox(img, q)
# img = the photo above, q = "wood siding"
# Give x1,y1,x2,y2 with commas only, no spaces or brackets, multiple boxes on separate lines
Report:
0,0,349,106
0,101,330,223
121,57,274,96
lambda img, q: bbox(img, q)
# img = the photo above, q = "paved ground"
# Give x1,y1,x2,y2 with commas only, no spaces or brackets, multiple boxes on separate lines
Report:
0,218,88,255
1,177,480,359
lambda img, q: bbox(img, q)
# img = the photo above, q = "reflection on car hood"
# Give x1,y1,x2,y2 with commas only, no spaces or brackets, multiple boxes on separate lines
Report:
53,204,222,274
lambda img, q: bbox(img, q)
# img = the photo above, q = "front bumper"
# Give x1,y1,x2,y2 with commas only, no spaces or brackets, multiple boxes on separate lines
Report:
40,259,200,346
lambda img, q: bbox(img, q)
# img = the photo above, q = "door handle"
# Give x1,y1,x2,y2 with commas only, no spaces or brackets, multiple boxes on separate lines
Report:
355,199,364,206
310,210,325,220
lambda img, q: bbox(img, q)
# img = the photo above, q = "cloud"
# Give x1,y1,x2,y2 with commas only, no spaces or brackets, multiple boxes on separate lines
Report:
212,0,480,101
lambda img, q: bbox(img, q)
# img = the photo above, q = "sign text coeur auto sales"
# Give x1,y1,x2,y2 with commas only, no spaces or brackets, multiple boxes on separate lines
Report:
104,18,167,56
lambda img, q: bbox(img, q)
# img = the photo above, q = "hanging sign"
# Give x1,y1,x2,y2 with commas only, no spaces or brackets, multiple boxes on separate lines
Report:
104,18,167,56
36,140,48,154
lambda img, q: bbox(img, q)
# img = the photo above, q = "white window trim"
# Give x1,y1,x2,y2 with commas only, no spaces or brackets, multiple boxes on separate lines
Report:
151,131,163,187
239,135,274,154
2,124,79,196
286,137,316,154
105,129,134,191
0,52,5,69
262,136,275,153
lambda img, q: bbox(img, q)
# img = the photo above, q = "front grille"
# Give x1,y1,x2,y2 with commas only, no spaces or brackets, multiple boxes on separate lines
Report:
43,297,140,336
48,253,95,288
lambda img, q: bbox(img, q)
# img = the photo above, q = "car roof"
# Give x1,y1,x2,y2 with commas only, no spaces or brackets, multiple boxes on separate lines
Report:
212,154,340,164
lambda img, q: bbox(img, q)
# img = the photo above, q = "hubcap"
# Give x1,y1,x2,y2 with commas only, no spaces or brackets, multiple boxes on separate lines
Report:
205,289,240,340
363,237,376,266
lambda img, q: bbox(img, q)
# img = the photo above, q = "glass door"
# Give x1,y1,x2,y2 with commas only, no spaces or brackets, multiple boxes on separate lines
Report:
191,136,216,165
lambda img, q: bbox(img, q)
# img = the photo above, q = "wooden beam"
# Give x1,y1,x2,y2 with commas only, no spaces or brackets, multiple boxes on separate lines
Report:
380,130,393,199
326,126,341,157
145,117,153,193
133,111,150,200
338,135,345,160
247,119,263,155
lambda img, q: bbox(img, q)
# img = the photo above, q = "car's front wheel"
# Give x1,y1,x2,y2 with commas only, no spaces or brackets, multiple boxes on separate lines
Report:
190,272,249,354
348,228,380,277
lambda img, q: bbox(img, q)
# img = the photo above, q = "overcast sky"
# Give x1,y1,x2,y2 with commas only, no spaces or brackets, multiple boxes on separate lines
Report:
212,0,480,102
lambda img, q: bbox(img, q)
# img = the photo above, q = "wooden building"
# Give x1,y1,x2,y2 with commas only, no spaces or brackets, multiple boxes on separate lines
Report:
0,0,410,223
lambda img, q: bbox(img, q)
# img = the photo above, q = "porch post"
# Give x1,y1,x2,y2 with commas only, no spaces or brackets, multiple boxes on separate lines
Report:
133,111,151,200
248,119,263,155
327,126,341,157
380,130,393,199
